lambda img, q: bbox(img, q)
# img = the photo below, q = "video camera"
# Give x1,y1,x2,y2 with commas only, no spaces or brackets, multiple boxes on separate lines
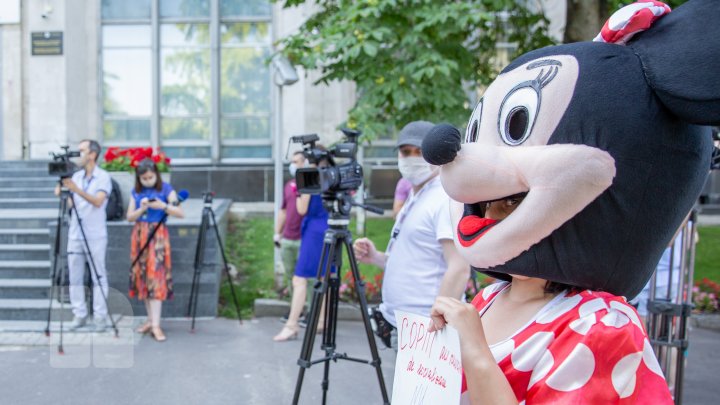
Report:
48,146,80,178
292,128,364,195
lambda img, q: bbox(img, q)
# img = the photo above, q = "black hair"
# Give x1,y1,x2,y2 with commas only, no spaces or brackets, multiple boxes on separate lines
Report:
81,139,101,162
544,280,584,295
134,158,163,193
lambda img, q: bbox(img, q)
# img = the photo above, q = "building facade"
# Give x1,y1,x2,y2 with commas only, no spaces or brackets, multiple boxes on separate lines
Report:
0,0,393,201
0,0,570,203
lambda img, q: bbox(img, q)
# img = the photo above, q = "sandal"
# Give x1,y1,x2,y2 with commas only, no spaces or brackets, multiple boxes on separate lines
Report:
135,321,152,334
150,327,167,342
273,324,299,342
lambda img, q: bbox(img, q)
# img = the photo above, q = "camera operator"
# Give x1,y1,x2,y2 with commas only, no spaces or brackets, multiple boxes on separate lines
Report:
274,148,332,342
353,121,470,350
53,139,113,332
274,151,307,299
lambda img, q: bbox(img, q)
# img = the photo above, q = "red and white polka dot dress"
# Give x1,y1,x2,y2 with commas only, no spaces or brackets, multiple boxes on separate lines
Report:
460,282,673,404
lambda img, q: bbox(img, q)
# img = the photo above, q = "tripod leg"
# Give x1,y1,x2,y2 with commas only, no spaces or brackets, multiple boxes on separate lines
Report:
292,238,336,405
321,273,341,405
71,205,119,337
342,237,390,404
190,209,209,331
188,209,207,318
46,194,67,337
209,209,242,325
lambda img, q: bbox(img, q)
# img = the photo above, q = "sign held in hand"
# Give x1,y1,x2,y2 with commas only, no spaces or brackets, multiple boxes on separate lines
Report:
392,310,462,405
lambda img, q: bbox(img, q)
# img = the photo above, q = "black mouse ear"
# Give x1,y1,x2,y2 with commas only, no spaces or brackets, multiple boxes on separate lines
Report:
627,0,720,125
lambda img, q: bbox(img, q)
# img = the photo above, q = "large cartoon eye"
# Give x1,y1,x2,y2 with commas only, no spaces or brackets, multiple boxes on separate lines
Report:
498,84,540,146
464,98,483,143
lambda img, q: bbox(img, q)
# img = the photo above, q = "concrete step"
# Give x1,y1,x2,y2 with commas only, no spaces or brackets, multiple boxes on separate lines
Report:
0,178,58,188
0,229,49,244
0,160,51,170
0,188,57,199
0,209,55,228
0,260,51,279
0,198,58,209
0,244,49,261
0,298,73,321
0,320,56,332
699,204,720,215
0,168,51,178
0,278,50,299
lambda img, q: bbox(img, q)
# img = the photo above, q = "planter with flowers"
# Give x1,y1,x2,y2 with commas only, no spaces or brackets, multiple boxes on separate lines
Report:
100,147,172,210
339,271,382,305
691,277,720,331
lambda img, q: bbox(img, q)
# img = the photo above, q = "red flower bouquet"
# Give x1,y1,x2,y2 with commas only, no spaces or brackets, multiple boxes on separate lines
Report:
101,147,171,172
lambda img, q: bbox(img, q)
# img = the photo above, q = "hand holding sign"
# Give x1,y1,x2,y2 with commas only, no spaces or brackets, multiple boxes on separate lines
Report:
392,311,462,405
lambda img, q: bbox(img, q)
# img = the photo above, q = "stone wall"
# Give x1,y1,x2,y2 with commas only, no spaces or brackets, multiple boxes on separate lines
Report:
49,198,231,318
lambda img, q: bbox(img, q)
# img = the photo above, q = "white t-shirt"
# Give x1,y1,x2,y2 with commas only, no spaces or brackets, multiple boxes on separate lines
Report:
68,166,112,241
379,177,454,327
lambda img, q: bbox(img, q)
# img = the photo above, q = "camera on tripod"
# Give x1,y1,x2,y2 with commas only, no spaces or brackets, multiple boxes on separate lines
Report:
48,146,80,178
291,128,364,195
202,191,215,205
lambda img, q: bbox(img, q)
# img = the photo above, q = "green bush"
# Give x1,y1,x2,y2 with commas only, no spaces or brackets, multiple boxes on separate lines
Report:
219,219,720,317
219,217,395,318
696,226,720,283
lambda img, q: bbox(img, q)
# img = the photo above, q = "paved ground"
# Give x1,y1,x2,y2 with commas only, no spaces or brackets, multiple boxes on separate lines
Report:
0,317,717,404
0,317,396,405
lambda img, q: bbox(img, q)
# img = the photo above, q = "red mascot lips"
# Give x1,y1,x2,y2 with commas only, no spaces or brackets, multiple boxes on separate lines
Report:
457,215,499,247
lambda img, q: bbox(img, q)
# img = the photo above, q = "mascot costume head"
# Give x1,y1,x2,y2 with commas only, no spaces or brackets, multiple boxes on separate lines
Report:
422,0,719,298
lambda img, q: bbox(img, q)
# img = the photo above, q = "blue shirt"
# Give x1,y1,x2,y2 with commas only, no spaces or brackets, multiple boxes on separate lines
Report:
131,182,174,223
69,166,112,240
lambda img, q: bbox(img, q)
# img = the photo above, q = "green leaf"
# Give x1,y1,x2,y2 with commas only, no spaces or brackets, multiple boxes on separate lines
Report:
275,0,555,140
363,42,378,57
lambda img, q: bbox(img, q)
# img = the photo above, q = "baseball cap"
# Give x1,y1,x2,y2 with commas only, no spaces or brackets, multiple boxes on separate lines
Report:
396,120,435,149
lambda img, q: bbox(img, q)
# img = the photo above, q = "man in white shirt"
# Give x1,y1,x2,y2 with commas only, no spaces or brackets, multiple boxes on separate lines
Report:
353,121,469,349
54,140,113,332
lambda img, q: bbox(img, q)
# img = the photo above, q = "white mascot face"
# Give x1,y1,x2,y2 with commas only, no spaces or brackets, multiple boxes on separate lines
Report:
441,55,615,270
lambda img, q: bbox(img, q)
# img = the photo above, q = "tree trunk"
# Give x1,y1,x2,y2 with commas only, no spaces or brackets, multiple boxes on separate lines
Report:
564,0,610,43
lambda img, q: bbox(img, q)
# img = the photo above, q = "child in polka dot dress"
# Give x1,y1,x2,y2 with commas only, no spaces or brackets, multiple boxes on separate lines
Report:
432,280,672,404
420,0,717,403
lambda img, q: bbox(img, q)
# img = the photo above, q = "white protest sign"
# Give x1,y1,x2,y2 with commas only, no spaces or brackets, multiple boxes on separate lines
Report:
392,310,462,405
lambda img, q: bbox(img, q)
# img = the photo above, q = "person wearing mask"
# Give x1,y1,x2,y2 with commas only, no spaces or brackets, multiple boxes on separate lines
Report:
353,121,470,349
126,158,184,342
55,140,113,332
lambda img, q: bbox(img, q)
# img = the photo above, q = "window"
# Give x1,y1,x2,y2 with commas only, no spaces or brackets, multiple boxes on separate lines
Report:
102,25,152,144
101,0,273,163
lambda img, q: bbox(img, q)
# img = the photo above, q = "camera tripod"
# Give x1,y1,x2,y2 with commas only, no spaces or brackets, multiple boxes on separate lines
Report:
187,192,242,331
45,185,119,354
292,193,389,405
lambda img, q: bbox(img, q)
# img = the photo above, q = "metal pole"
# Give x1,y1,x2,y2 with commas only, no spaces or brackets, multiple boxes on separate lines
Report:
356,145,366,235
273,81,284,281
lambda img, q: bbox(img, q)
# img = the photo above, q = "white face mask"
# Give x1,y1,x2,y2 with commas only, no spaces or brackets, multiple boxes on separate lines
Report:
140,176,156,189
289,163,298,177
398,156,436,186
